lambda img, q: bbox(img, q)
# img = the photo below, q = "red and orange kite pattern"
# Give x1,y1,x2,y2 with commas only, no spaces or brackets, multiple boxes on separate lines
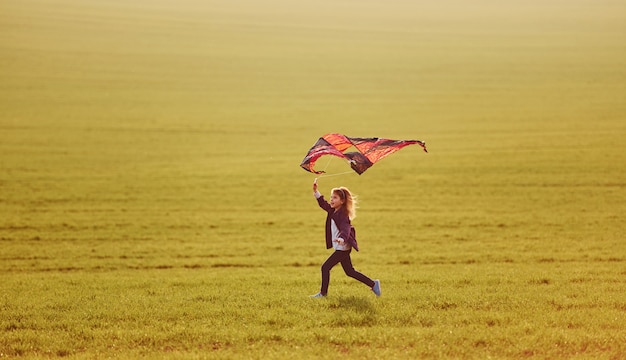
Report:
300,133,427,175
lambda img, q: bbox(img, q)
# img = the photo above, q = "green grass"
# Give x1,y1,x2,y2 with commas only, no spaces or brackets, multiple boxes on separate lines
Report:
1,0,625,358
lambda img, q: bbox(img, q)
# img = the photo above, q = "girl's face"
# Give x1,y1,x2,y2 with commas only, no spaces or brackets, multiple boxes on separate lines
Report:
329,191,344,209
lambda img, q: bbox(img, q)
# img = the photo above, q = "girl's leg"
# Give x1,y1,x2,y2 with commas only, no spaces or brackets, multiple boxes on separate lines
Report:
320,251,344,295
340,251,376,288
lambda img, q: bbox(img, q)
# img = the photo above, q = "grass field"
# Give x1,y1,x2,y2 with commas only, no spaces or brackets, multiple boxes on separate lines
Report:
1,0,625,358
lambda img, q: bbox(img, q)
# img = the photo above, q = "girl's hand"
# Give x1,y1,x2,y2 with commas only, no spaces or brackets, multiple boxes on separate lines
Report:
313,178,318,193
334,238,345,245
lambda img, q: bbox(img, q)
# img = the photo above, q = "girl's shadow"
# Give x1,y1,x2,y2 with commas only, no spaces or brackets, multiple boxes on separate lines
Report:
330,295,376,313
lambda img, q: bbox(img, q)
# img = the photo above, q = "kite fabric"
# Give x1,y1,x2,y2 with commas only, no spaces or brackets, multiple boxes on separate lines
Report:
300,133,427,175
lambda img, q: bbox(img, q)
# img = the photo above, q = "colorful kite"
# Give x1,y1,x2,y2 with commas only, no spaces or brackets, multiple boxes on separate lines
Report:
300,133,427,175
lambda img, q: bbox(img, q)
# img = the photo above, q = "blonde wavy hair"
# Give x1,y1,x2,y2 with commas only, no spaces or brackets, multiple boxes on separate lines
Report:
332,187,357,220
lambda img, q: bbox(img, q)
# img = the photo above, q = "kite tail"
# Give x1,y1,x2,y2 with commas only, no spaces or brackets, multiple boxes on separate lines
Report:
419,141,428,153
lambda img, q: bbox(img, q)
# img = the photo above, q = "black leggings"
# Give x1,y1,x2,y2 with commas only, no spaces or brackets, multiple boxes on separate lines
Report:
320,250,375,295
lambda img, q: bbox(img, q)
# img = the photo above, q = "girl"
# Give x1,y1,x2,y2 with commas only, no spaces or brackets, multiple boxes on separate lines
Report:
310,179,381,298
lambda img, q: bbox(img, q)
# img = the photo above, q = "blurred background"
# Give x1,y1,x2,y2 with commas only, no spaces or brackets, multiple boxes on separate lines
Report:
1,0,624,267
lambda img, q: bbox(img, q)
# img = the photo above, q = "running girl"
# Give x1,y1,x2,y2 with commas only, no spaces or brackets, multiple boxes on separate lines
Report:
310,179,381,298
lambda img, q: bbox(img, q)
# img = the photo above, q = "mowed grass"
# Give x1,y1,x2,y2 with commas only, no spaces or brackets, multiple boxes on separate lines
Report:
1,0,625,358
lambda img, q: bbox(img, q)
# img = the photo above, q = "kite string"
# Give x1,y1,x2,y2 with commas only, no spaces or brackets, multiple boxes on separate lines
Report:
316,156,354,179
320,156,333,173
316,170,354,179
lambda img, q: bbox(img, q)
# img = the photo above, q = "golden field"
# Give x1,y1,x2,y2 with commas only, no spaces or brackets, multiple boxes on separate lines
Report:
1,0,625,358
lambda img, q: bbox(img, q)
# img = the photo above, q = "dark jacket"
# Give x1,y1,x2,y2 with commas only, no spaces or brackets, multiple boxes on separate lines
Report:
316,195,359,251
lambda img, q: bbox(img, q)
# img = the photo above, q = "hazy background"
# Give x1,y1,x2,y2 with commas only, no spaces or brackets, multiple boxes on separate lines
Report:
2,0,624,243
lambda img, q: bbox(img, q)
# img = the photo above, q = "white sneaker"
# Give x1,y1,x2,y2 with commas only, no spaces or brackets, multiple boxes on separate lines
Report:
372,280,381,297
309,293,326,298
